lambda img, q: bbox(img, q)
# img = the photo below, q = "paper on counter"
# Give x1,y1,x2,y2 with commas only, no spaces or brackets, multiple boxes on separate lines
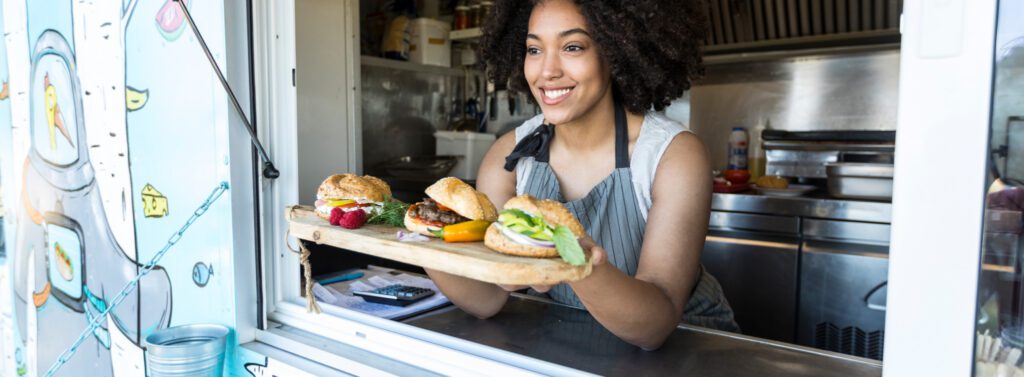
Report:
311,283,338,305
348,280,376,292
323,271,449,319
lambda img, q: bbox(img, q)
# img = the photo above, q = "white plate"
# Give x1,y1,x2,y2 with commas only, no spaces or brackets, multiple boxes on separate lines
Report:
753,184,816,197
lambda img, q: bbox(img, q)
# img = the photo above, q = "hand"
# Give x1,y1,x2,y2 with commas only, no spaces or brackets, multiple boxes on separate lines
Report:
579,236,608,268
497,236,608,293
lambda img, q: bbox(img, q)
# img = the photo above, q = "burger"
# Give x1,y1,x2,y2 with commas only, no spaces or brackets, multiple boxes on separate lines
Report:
314,174,391,220
404,177,497,236
484,195,587,265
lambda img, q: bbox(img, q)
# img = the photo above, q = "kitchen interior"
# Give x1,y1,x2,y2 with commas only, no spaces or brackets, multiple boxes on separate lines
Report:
283,0,1020,374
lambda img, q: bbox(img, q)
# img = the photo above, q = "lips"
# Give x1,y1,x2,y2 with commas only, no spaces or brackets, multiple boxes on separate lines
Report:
540,86,574,105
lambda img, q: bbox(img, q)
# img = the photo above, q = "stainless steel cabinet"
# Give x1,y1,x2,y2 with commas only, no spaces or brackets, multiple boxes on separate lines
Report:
701,212,800,342
703,196,892,358
797,239,888,360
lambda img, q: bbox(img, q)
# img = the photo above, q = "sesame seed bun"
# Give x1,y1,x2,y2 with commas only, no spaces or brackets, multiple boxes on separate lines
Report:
423,177,497,221
317,174,391,202
316,174,391,220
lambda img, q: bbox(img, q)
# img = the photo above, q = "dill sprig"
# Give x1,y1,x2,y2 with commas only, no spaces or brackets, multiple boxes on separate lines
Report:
367,197,409,228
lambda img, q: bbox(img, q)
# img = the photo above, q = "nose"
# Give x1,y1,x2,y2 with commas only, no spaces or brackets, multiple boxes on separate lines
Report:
541,50,563,81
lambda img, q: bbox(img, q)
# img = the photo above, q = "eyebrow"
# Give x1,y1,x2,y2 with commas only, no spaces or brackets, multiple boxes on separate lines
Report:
526,28,592,41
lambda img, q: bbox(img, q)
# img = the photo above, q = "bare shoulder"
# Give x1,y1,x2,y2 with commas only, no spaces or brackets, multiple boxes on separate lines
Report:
653,132,711,191
479,131,518,175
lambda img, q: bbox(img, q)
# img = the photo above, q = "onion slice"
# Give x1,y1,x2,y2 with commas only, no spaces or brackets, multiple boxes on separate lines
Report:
496,224,556,248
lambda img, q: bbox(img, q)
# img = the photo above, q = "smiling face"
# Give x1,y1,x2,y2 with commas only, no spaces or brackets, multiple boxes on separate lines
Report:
524,0,612,125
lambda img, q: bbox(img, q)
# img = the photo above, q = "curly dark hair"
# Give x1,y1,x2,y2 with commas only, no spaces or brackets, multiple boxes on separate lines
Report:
478,0,708,114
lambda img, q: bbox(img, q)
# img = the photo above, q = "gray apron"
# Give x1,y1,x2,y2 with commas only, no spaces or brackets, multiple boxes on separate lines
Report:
505,104,740,332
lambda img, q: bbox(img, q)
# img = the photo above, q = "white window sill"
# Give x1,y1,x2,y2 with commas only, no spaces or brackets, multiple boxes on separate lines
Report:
266,299,590,376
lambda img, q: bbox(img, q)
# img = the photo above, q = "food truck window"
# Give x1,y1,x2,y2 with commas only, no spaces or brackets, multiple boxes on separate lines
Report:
257,1,909,374
974,0,1024,374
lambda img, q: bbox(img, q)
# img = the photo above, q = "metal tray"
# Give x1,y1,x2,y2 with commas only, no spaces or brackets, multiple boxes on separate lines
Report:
374,155,459,180
826,163,893,200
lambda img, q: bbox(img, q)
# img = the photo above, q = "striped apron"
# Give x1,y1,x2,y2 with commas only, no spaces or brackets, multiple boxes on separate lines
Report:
506,104,740,332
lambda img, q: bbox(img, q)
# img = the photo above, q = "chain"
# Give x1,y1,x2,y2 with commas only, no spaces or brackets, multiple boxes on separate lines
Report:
43,181,230,377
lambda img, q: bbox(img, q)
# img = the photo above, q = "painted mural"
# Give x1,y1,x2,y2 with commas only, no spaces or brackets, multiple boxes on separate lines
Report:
0,1,261,376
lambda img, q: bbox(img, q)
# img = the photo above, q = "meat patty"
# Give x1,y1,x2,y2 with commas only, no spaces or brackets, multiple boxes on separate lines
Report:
414,199,468,225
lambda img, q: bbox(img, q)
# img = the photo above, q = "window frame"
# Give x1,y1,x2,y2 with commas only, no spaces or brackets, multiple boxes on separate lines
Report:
251,0,1007,375
881,0,998,375
248,1,580,374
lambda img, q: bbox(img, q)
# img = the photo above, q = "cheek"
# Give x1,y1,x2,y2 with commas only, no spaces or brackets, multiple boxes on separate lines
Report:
566,57,605,90
522,59,542,85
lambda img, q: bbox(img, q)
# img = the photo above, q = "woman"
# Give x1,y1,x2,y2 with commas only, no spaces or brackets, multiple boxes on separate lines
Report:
425,0,737,350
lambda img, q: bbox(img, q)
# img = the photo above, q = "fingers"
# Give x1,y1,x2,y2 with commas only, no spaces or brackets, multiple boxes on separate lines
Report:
590,245,607,267
579,235,597,248
578,237,607,267
531,285,552,293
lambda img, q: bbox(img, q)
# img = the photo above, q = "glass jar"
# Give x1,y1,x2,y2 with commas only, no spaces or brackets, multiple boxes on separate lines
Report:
480,1,494,25
479,0,495,24
454,5,470,30
470,3,482,28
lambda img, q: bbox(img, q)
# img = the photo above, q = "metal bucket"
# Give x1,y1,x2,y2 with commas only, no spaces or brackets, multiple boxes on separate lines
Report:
144,324,229,377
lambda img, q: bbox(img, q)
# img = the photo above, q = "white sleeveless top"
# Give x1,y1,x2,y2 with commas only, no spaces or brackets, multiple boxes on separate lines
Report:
514,112,692,221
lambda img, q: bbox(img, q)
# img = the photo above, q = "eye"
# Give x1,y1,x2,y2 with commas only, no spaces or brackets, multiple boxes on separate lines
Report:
526,46,542,55
564,44,584,53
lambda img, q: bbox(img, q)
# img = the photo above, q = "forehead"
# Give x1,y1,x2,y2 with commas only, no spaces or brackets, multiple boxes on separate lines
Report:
528,0,589,36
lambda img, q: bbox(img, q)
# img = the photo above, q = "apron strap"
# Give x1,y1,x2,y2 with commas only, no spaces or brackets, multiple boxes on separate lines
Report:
613,102,630,169
503,101,630,170
503,123,554,171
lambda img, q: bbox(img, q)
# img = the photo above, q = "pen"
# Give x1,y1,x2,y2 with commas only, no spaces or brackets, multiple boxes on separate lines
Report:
318,272,365,285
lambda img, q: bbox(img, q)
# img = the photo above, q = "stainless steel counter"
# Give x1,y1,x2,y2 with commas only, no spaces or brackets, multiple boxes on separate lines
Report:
712,193,892,223
403,295,882,376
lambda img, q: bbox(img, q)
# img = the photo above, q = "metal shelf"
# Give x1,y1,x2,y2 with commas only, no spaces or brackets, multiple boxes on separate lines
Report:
360,56,465,77
449,27,482,43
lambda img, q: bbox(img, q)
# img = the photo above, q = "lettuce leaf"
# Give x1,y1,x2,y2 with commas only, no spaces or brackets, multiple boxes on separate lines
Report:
499,209,531,221
499,209,555,241
552,225,586,266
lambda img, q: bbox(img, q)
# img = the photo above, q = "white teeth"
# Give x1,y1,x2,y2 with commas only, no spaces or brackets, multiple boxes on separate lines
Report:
544,88,571,99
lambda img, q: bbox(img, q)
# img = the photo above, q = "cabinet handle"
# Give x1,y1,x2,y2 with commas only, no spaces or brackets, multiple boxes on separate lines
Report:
863,281,888,311
705,236,798,250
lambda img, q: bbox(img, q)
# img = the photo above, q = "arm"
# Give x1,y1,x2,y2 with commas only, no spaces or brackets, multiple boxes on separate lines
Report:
569,133,712,350
424,131,520,319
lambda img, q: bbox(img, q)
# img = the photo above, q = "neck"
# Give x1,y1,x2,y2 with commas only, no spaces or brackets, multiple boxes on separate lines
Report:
553,89,616,151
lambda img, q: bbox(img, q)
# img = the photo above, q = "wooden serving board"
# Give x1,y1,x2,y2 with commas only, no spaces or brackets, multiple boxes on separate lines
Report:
286,206,592,285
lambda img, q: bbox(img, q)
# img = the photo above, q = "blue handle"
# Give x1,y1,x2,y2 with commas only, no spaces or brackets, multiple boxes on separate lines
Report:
318,272,365,285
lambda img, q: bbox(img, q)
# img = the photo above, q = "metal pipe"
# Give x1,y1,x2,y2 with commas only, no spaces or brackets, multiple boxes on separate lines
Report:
175,0,279,179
